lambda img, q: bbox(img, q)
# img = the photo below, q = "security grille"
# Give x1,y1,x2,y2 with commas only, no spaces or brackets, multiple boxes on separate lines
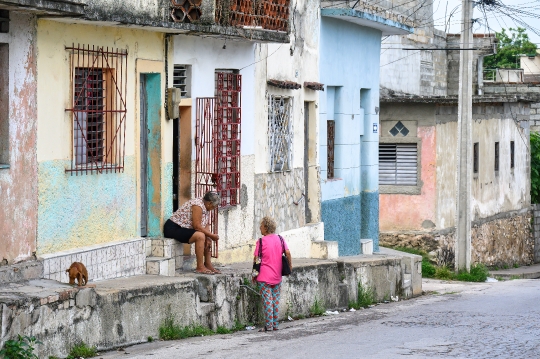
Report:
510,141,515,169
495,142,499,172
268,95,293,172
215,71,241,207
327,120,335,178
66,44,128,175
379,143,418,185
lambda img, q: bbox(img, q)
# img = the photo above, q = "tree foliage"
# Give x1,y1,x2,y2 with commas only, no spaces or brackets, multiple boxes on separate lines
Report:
531,132,540,204
484,27,537,69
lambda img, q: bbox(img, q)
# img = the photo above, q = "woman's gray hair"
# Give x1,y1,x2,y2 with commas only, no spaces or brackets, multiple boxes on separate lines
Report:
203,191,221,207
260,216,277,234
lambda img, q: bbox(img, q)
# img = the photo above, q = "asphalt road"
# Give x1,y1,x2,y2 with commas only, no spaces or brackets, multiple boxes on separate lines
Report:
100,279,540,359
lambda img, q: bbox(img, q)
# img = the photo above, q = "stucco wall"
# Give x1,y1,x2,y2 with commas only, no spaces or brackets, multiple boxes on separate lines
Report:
36,20,169,254
319,16,382,254
380,126,437,231
0,13,38,263
520,53,540,75
436,103,531,227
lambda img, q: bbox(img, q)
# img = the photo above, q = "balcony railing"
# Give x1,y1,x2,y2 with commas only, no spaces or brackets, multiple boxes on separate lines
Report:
170,0,289,32
483,68,524,84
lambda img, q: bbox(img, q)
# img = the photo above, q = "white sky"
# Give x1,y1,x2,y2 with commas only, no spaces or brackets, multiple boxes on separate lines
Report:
432,0,540,44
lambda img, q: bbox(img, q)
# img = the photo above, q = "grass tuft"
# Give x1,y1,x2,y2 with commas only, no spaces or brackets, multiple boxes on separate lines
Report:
349,282,375,309
309,298,325,316
67,342,98,358
159,314,213,341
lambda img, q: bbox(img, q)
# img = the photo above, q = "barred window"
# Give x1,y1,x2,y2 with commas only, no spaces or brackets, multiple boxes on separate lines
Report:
214,71,241,207
66,44,128,175
327,120,335,178
268,95,293,172
379,143,418,185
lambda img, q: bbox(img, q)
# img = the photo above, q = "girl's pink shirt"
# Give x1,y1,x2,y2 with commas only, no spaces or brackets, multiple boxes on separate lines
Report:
254,234,289,285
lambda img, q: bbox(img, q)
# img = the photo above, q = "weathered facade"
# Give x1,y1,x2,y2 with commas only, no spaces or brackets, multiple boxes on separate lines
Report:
317,0,414,256
379,28,534,267
0,2,85,265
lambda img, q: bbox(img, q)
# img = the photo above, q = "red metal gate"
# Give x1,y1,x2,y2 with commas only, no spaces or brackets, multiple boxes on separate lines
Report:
195,98,218,258
194,72,242,258
215,72,242,207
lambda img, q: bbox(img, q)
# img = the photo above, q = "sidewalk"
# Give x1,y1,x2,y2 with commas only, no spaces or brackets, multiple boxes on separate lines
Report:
489,263,540,280
0,248,421,358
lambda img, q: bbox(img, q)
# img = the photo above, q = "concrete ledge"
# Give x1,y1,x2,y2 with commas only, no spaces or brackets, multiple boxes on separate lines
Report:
0,252,422,358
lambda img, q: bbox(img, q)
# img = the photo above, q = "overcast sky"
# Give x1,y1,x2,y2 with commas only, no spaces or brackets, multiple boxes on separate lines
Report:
432,0,540,44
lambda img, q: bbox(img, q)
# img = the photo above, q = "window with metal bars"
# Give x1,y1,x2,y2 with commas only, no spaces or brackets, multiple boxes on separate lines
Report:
510,141,515,169
327,120,335,179
268,95,293,172
473,142,479,174
66,44,128,175
494,142,499,173
379,143,418,185
214,70,241,207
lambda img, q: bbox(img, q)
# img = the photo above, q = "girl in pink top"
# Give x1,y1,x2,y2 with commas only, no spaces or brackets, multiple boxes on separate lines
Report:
253,216,292,332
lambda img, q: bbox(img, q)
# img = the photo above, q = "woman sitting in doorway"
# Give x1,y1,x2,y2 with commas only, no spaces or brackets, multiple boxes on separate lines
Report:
164,191,220,275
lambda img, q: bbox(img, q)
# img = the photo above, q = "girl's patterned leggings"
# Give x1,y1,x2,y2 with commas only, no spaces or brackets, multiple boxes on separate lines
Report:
258,282,282,330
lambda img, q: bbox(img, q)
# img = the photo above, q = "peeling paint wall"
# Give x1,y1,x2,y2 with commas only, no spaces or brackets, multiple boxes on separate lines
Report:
0,13,38,263
379,126,437,231
36,20,168,254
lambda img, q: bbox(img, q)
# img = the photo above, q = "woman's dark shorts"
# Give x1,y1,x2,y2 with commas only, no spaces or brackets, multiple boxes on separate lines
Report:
164,219,196,244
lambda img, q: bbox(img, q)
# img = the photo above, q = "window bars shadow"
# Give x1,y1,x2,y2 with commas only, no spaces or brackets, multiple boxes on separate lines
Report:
65,44,128,175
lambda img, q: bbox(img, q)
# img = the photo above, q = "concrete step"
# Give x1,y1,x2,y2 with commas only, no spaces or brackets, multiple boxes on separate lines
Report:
310,240,338,260
182,255,197,271
146,257,175,276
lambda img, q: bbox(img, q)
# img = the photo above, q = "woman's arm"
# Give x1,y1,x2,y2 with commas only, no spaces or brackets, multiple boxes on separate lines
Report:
192,205,218,240
285,250,292,270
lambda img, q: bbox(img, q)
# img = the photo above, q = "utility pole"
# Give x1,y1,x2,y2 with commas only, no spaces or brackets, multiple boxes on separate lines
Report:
455,0,474,271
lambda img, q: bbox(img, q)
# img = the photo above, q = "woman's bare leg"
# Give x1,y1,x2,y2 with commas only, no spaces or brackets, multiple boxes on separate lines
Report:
203,225,220,273
188,231,210,272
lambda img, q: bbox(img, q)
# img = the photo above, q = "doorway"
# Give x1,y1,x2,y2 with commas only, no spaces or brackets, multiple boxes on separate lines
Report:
140,73,162,237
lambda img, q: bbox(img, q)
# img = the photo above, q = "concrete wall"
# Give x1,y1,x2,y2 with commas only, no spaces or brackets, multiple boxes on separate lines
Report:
380,102,533,266
0,251,421,358
319,17,381,256
36,20,170,254
0,13,38,263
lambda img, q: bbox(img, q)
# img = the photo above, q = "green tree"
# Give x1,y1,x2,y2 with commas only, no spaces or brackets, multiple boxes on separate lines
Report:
484,27,537,69
531,132,540,204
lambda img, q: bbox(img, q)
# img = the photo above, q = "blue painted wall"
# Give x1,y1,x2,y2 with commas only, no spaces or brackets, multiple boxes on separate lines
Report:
319,16,381,255
37,157,137,254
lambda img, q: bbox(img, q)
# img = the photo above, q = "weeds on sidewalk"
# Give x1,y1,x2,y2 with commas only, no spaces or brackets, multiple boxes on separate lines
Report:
393,247,489,282
66,342,97,358
0,335,41,359
309,298,325,316
349,283,375,309
159,315,213,340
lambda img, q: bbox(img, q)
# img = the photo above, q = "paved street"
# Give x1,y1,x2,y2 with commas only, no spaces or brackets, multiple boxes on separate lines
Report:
100,279,540,359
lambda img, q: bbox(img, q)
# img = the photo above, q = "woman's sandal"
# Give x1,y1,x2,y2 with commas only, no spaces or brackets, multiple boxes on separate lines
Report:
210,268,222,274
193,269,214,275
258,327,271,332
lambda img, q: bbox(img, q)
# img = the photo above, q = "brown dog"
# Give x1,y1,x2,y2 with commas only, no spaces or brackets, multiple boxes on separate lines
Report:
66,262,88,286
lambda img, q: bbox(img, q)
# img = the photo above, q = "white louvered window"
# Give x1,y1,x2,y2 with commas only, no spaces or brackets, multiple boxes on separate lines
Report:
379,143,418,185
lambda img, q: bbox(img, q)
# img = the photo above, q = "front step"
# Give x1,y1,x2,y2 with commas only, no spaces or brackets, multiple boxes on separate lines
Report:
182,255,197,271
146,257,175,276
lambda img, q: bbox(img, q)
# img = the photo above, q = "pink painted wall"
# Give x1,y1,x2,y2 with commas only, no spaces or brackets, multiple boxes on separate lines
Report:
0,13,38,263
380,126,437,231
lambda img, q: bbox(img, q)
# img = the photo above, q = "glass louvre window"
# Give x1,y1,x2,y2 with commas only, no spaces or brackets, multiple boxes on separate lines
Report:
379,143,418,185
